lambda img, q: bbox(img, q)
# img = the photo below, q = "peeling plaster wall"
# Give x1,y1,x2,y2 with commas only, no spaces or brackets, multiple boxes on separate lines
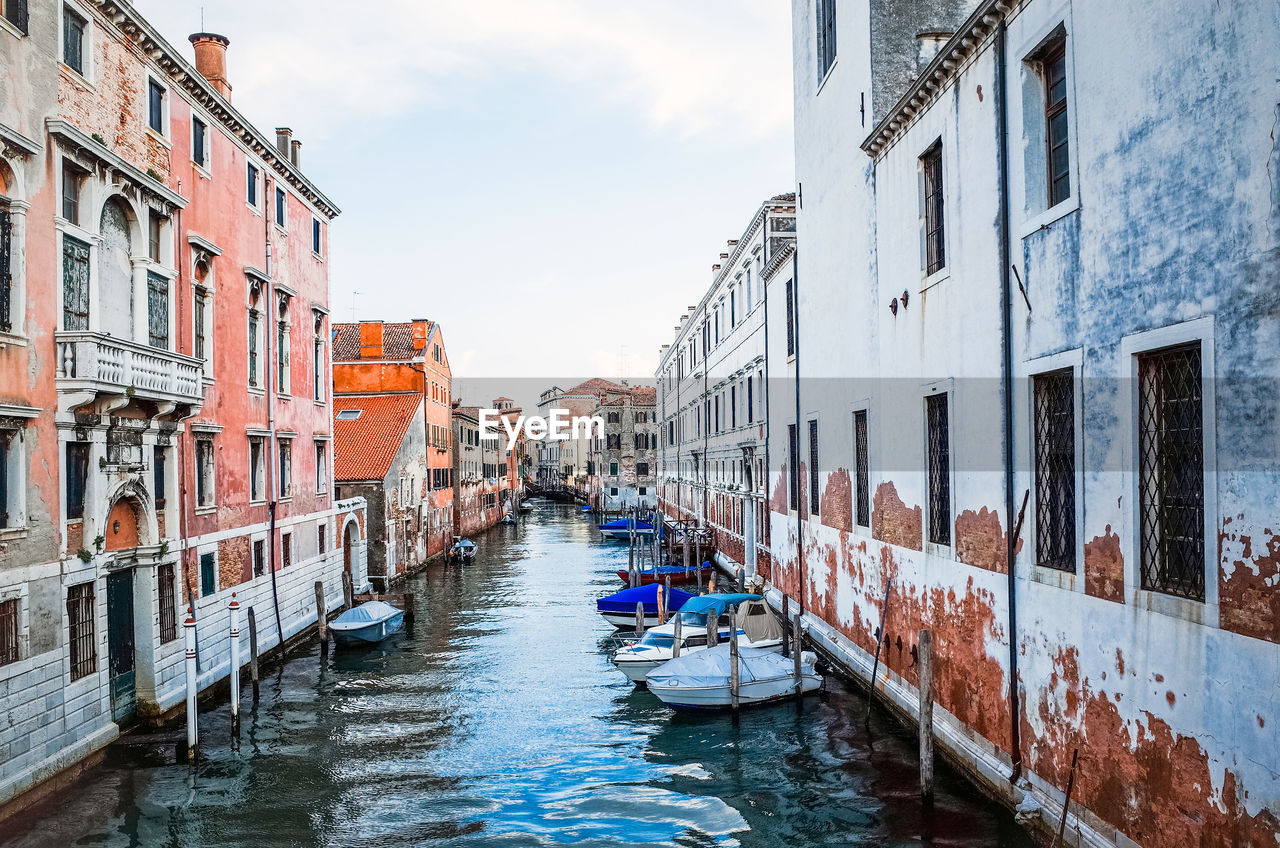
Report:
785,0,1280,844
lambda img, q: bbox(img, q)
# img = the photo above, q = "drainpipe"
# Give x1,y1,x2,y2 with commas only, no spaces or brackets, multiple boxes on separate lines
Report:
760,212,771,583
995,16,1023,781
174,186,192,597
264,175,284,646
791,247,804,616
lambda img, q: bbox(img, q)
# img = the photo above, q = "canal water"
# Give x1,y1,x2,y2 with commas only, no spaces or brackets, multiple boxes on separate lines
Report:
1,503,1035,848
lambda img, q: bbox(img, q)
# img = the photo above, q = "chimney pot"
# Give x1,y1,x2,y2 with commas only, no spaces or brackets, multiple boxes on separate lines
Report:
359,321,384,359
189,33,232,99
275,127,293,156
289,139,301,167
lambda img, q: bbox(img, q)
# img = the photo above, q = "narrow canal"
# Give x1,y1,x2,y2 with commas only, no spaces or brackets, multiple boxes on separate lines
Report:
2,504,1035,847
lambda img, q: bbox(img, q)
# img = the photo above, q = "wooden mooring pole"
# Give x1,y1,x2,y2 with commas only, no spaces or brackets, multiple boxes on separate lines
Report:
792,611,804,705
315,580,327,650
657,583,667,625
672,608,683,658
228,593,241,732
781,594,790,658
1054,749,1080,848
729,623,741,716
918,628,934,801
246,605,260,701
864,578,893,726
635,601,645,637
342,569,354,609
183,605,198,761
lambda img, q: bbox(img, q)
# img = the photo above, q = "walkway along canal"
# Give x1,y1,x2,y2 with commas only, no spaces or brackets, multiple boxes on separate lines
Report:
0,504,1035,847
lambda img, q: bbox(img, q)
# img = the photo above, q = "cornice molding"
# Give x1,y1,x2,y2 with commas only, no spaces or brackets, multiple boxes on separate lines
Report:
48,119,186,214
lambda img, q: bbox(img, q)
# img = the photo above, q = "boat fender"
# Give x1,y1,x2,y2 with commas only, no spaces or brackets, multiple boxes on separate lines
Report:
801,651,818,670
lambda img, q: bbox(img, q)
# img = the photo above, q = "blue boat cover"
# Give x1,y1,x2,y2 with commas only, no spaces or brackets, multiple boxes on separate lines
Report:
333,600,402,626
599,519,654,531
597,583,694,615
679,593,762,617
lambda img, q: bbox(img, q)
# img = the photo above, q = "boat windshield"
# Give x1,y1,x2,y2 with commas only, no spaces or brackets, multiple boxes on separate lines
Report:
637,631,675,648
676,612,708,628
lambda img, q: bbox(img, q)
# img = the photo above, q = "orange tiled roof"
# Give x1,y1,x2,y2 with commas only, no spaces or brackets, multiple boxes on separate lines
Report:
566,377,622,396
333,394,421,482
332,322,432,362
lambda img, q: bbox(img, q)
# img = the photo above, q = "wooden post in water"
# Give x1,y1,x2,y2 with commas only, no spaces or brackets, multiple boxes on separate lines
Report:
314,581,327,646
708,571,717,593
672,609,683,658
792,611,804,704
635,601,645,637
736,567,745,593
628,522,637,588
918,628,935,802
247,606,260,701
781,594,790,658
729,623,740,715
695,532,702,592
706,610,717,647
657,584,667,625
342,569,354,609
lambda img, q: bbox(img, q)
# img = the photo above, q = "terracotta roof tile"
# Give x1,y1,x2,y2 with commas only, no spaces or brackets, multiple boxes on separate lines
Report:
566,377,622,396
333,394,420,482
332,322,432,362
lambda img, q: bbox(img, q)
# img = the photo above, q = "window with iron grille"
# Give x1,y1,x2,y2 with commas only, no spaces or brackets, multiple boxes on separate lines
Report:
0,597,18,666
808,419,820,516
253,540,265,577
62,235,90,330
4,0,29,34
1,203,12,334
854,410,870,527
1033,369,1075,571
200,551,216,596
67,581,96,680
788,423,799,508
66,440,89,520
1138,344,1204,600
1042,36,1070,207
248,309,260,387
318,524,326,554
157,562,177,643
281,533,292,568
63,5,85,75
816,0,837,79
922,143,946,275
153,445,166,508
785,280,795,356
147,272,169,349
926,393,950,546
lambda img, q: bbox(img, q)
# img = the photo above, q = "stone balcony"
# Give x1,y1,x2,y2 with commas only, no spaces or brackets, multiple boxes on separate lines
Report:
55,331,204,417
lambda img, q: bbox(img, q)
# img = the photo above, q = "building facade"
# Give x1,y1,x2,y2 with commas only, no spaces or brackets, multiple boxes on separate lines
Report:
656,196,794,578
451,398,524,536
535,378,622,491
590,385,657,510
769,0,1280,845
0,0,364,811
332,320,453,586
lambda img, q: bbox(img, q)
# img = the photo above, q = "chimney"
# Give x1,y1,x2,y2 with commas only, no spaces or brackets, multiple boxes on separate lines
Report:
412,320,428,352
359,321,384,359
290,139,301,167
719,253,729,260
275,127,292,157
727,239,738,247
189,33,232,99
712,264,721,272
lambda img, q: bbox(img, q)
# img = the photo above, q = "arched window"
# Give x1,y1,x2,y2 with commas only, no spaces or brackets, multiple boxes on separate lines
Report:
98,198,135,338
607,411,619,424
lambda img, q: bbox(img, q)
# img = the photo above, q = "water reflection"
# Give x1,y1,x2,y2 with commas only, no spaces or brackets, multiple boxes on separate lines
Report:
0,503,1033,848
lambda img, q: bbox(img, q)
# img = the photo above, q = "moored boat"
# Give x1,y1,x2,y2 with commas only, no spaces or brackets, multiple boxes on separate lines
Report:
615,563,713,586
647,644,821,710
449,538,477,562
596,583,694,629
598,518,656,540
330,600,406,647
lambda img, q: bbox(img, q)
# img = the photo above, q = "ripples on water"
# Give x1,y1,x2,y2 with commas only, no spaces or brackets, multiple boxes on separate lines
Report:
0,504,1034,848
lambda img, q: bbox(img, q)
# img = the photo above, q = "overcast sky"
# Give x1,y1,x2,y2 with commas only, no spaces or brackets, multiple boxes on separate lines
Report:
138,1,795,396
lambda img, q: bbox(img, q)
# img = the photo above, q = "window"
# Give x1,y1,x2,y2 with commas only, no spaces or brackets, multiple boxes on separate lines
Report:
922,143,945,275
730,290,736,327
816,0,837,79
0,201,11,334
318,524,326,554
809,419,820,516
277,295,290,393
194,287,209,366
313,311,325,401
3,0,29,35
191,116,208,168
147,79,166,135
147,272,168,349
200,551,216,596
610,461,618,476
248,304,261,388
785,279,795,356
312,218,322,255
315,441,327,492
1138,344,1204,601
65,440,89,520
1042,36,1070,207
278,438,292,498
67,581,96,680
0,596,17,666
926,393,950,546
746,377,753,424
639,487,647,496
1033,370,1075,571
246,163,258,207
607,411,619,424
147,212,162,262
195,437,214,507
153,445,166,508
610,487,618,497
275,187,286,228
158,562,177,643
788,423,799,508
62,5,85,75
62,235,89,330
854,410,869,527
637,462,649,477
249,436,265,502
281,532,292,568
252,539,265,577
61,160,81,225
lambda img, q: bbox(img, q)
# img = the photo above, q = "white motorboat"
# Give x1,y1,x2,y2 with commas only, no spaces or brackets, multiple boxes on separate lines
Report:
647,645,822,711
612,595,782,684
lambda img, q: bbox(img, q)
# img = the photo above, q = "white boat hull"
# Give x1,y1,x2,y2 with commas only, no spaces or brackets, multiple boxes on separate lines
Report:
614,637,781,684
600,611,665,629
649,671,822,711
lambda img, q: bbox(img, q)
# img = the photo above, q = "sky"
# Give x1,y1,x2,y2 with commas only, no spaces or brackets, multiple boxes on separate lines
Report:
137,0,796,404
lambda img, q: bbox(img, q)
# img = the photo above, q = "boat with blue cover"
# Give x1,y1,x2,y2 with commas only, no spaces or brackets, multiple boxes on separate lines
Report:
596,583,695,628
448,538,477,562
598,518,656,540
330,600,406,647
